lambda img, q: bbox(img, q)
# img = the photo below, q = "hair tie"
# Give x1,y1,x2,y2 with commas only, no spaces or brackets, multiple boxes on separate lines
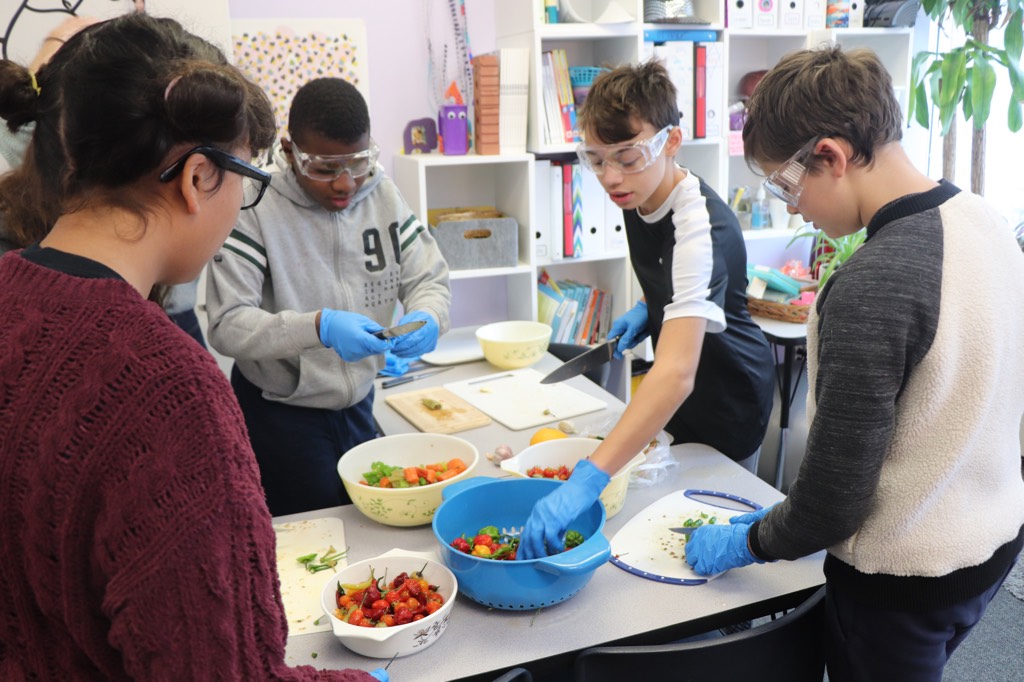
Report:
29,72,41,95
164,76,182,101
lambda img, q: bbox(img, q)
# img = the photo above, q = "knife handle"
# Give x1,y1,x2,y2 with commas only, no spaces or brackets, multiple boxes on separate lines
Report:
380,375,413,389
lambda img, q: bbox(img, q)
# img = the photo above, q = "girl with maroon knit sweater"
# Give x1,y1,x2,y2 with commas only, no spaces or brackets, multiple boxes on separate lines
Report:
0,13,384,681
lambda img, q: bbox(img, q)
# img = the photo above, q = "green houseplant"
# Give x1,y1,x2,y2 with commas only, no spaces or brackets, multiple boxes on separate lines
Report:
787,226,867,289
909,0,1024,195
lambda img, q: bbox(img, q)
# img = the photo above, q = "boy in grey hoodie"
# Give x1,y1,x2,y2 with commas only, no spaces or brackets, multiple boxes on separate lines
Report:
206,78,451,516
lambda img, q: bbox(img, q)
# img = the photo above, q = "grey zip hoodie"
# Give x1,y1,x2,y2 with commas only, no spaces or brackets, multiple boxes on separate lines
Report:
205,145,451,409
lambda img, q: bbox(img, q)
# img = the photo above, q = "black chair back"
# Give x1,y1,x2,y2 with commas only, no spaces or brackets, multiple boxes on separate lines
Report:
492,667,532,682
574,586,826,682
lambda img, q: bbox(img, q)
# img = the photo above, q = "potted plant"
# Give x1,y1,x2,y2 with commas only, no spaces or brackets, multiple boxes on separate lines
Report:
908,0,1023,195
787,226,867,289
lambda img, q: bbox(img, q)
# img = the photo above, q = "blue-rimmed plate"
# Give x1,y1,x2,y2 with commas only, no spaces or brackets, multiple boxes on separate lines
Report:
609,489,763,585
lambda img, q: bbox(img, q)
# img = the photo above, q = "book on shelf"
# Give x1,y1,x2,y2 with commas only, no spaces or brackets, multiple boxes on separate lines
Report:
694,43,707,139
536,270,613,344
541,49,579,145
541,52,564,146
498,47,529,154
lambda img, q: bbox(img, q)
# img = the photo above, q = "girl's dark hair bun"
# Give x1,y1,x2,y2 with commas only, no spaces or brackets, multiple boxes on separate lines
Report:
0,61,40,131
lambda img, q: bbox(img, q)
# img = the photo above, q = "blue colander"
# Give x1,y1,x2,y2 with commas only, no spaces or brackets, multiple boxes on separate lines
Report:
432,477,611,610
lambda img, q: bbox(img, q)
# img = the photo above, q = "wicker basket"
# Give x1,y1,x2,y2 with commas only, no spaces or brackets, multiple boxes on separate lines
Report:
748,298,811,323
747,281,817,324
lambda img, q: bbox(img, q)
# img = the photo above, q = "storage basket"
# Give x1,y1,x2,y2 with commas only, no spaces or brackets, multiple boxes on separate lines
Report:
747,298,811,323
569,66,606,87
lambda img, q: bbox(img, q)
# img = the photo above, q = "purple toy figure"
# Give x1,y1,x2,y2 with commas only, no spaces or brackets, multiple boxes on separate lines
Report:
439,104,468,155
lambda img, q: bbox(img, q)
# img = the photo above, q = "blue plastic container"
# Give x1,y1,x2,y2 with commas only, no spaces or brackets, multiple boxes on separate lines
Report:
432,477,611,610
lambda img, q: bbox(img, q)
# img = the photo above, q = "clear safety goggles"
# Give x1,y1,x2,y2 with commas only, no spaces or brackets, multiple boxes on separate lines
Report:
576,125,674,176
762,137,820,208
290,140,380,182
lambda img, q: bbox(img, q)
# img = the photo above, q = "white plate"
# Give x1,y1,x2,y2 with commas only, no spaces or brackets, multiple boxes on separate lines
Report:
609,489,763,585
274,517,346,634
421,325,485,365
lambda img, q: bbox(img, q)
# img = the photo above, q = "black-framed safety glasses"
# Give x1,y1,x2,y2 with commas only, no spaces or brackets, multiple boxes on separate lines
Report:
159,146,271,210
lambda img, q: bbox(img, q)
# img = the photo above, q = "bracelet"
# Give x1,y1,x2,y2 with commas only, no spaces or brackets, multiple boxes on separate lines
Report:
44,36,66,44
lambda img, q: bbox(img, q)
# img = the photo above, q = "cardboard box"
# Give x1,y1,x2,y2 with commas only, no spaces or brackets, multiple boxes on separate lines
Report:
431,214,518,270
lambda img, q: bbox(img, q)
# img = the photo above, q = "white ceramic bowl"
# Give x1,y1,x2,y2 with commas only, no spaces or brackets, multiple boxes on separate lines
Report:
320,549,457,658
475,321,552,370
500,437,646,518
338,433,479,527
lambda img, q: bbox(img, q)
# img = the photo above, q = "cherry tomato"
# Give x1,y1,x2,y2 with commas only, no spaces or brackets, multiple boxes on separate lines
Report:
472,534,494,548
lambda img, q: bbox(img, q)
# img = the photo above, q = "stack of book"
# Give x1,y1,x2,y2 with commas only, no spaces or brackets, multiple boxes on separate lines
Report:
537,269,613,345
540,48,579,145
472,54,500,155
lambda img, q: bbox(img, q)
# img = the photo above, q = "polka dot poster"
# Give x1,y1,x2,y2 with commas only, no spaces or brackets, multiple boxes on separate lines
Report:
231,19,370,142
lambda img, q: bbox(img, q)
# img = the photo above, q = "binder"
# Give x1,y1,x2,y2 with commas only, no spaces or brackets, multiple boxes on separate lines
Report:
701,42,725,139
562,162,575,258
804,0,827,28
571,163,584,258
604,195,628,253
694,44,707,139
754,0,779,28
849,0,865,27
728,0,754,28
549,161,564,260
580,167,605,258
534,159,552,260
657,42,694,141
778,0,804,28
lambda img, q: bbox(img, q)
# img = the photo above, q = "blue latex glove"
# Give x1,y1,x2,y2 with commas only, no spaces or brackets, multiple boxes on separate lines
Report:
319,308,391,362
378,350,411,377
729,503,777,525
368,668,389,682
684,522,766,576
390,311,439,359
608,300,649,359
518,459,610,560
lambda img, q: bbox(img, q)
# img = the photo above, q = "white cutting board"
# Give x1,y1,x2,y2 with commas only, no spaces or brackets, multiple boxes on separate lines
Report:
274,517,347,634
421,325,485,365
609,489,764,586
444,368,607,431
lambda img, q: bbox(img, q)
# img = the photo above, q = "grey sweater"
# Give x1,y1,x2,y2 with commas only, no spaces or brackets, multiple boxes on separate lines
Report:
205,146,451,410
750,182,1024,609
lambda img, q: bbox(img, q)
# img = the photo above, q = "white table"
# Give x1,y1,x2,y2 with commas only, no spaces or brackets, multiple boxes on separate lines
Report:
282,354,824,681
752,316,809,490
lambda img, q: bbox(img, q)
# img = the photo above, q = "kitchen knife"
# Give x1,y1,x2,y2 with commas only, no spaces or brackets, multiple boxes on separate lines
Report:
380,366,452,389
668,526,698,536
373,319,427,340
539,336,621,385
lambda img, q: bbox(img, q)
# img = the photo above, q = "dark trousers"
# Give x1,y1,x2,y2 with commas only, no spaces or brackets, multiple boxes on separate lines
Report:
230,365,377,517
824,560,1015,682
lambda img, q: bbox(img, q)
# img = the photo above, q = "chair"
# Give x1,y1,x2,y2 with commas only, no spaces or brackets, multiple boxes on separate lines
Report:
492,668,532,682
573,586,826,682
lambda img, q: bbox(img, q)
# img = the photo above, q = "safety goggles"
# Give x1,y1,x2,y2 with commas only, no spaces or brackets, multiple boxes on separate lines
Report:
290,140,380,182
576,125,674,176
762,138,820,208
159,146,271,210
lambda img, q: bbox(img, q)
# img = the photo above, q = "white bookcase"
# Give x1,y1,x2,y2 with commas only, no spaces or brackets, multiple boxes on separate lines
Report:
395,1,915,401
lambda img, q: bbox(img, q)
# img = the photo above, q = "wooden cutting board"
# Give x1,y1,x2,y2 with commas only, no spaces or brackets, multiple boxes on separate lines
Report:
384,386,492,434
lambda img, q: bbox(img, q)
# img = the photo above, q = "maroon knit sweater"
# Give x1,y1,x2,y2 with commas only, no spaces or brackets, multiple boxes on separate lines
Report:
0,253,373,681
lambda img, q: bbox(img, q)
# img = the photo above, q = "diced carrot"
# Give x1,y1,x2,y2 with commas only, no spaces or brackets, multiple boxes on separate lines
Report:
379,476,392,488
425,469,437,483
447,458,466,472
359,480,369,486
404,467,420,485
424,462,443,472
437,468,460,481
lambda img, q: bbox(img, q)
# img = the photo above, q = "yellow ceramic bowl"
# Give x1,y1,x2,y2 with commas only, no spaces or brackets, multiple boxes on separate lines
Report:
500,437,646,518
475,321,552,370
338,433,479,527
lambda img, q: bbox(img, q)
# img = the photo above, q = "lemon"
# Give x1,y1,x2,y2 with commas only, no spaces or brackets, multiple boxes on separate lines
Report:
530,427,568,446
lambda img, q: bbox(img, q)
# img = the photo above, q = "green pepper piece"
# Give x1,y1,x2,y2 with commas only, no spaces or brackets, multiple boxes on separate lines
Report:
479,525,500,538
564,530,585,549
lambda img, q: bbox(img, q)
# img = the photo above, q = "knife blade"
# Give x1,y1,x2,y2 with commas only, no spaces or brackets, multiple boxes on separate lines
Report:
380,366,452,389
668,527,698,536
373,319,427,340
539,336,621,385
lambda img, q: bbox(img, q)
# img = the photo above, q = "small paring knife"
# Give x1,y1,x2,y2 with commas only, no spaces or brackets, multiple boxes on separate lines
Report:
380,366,452,389
668,527,699,536
373,319,427,340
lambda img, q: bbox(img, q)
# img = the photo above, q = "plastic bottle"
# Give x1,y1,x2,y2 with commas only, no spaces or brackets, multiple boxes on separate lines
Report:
751,186,771,230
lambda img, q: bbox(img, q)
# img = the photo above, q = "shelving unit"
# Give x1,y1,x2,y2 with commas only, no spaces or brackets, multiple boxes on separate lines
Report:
397,2,915,402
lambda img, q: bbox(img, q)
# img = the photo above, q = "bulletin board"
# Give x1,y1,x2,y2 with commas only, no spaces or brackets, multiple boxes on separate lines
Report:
231,18,370,142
